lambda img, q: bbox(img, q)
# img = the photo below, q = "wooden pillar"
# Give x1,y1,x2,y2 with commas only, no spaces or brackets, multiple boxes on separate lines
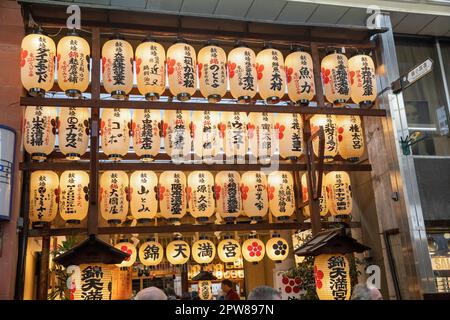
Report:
37,235,50,300
181,264,189,294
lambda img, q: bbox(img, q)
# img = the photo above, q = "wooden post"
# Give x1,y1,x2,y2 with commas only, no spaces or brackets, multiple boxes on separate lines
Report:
181,264,189,294
37,235,51,300
310,43,325,108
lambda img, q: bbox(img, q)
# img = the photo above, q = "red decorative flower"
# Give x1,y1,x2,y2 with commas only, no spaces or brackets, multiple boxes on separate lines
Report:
247,123,256,139
214,185,221,200
282,275,302,295
349,70,356,85
121,245,132,261
267,185,275,200
218,122,226,138
20,48,28,68
286,67,293,83
314,265,324,289
256,63,264,81
321,67,331,84
338,126,344,142
159,186,166,200
228,62,236,79
197,63,203,79
274,123,285,140
247,241,262,257
136,58,142,75
167,58,176,75
240,184,249,200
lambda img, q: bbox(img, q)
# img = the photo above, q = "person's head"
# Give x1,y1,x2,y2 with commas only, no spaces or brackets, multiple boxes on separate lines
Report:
351,283,383,300
221,279,234,293
247,286,282,300
134,287,168,300
181,292,192,300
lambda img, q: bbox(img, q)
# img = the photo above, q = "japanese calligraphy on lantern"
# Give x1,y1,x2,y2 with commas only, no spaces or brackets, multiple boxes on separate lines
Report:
301,172,329,218
135,40,165,100
23,106,57,161
29,170,59,224
310,114,338,162
349,54,377,106
215,171,242,222
192,238,216,264
57,33,90,97
276,113,303,159
99,171,129,224
166,239,190,265
247,112,274,164
321,52,350,104
337,115,364,162
167,42,197,101
285,50,315,105
100,108,131,161
59,107,89,160
227,46,257,103
325,171,352,217
102,38,133,99
256,48,286,104
241,171,269,221
220,112,247,161
267,171,295,220
132,109,161,162
198,281,213,300
139,239,164,266
73,264,112,300
218,238,241,263
187,171,215,221
59,170,89,224
164,110,191,163
191,111,220,164
20,33,56,96
198,45,227,102
314,254,351,300
129,171,158,222
159,171,187,222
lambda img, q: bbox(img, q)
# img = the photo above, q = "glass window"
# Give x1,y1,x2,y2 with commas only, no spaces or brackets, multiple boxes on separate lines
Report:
395,37,450,156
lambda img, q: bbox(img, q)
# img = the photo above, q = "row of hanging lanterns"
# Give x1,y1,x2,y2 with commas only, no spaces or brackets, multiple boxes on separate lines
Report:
188,262,244,281
20,31,376,106
23,107,364,163
114,233,289,269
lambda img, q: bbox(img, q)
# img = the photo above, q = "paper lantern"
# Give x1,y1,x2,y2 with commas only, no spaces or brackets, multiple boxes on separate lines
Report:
100,108,131,161
314,254,351,300
56,31,90,97
238,270,245,278
240,171,269,221
135,40,165,100
159,171,187,222
192,238,216,264
191,111,220,164
267,171,295,220
23,106,57,161
99,170,129,224
114,240,137,268
348,54,377,106
217,237,241,263
325,171,352,217
228,45,257,103
214,264,224,280
139,239,164,266
219,112,247,160
111,267,132,300
102,37,133,99
255,48,286,104
166,239,190,265
129,171,158,223
132,109,161,162
59,170,89,224
167,41,197,101
215,171,242,222
310,114,338,162
197,44,227,102
301,172,328,218
276,113,303,159
70,264,113,300
247,112,274,164
321,52,350,104
198,281,213,300
242,237,265,263
29,170,59,225
20,32,56,97
163,110,191,163
266,234,289,263
58,107,90,160
337,115,364,162
187,171,215,222
285,49,315,105
224,271,231,279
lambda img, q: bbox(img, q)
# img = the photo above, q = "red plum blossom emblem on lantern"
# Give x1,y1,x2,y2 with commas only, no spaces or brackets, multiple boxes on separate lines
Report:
167,58,176,75
349,70,356,85
321,68,331,84
255,63,264,80
247,123,256,139
197,63,203,79
338,126,344,142
214,185,221,200
240,184,249,200
120,245,132,262
228,62,236,79
314,265,324,289
136,58,142,75
20,48,28,68
282,275,301,294
274,123,285,139
247,241,263,258
286,67,293,83
218,122,226,138
159,186,166,200
268,185,275,200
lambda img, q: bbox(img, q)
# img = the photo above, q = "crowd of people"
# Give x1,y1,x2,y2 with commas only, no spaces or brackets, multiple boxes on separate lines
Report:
132,280,382,300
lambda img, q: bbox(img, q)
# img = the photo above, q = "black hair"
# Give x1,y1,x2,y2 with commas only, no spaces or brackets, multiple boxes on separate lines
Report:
221,279,233,288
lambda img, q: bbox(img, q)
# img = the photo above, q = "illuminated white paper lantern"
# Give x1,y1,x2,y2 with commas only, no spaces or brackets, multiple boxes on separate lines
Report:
266,234,289,263
59,170,89,224
240,171,269,221
167,41,197,101
129,171,158,223
247,112,274,164
163,110,191,163
285,49,315,105
132,109,161,162
217,236,241,263
325,171,352,217
29,170,59,226
227,45,257,103
159,171,187,223
139,238,164,266
58,107,90,160
166,238,190,265
198,44,227,102
135,39,165,100
336,115,364,162
192,238,216,265
115,239,137,268
321,51,350,104
187,171,215,222
276,113,303,159
242,236,265,263
301,172,329,218
255,48,286,104
310,114,338,162
219,112,247,161
191,111,219,164
314,254,351,300
348,54,377,106
100,108,131,161
99,170,129,224
267,171,295,220
215,171,242,222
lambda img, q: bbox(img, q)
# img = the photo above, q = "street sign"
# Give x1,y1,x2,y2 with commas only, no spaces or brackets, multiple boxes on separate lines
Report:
392,58,433,94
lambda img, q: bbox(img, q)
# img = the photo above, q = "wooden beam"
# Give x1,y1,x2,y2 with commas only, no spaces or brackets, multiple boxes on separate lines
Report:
37,234,51,300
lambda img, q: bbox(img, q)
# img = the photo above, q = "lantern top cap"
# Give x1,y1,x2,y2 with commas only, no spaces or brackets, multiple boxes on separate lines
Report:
248,234,257,239
294,228,370,257
233,40,248,49
204,39,219,47
145,237,156,242
199,235,208,240
53,234,130,267
109,33,125,41
272,233,281,238
325,47,346,55
141,36,156,43
192,270,217,281
174,37,187,44
223,234,233,240
118,238,130,243
66,28,80,37
289,45,306,53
